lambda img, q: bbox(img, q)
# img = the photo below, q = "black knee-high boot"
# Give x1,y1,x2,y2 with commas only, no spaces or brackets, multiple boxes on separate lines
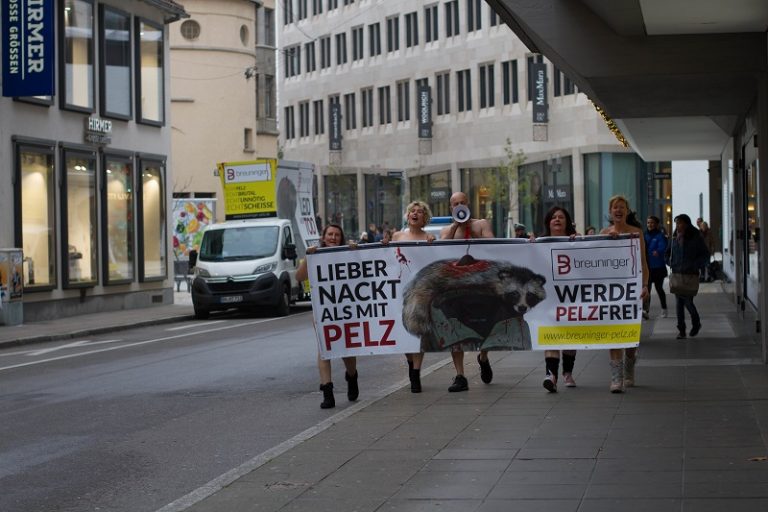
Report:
409,368,422,393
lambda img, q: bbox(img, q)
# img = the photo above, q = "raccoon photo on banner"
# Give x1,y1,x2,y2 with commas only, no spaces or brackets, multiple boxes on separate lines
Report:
307,235,644,360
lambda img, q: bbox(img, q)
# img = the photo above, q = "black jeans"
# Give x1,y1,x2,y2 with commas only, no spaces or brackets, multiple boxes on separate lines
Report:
644,267,668,312
675,294,700,333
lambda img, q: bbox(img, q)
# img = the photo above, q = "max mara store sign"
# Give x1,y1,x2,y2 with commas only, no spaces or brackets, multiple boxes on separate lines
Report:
2,0,54,97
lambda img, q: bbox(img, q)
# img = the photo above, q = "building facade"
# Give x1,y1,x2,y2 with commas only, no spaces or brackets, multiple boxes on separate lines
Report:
170,0,278,224
279,0,668,239
0,0,186,322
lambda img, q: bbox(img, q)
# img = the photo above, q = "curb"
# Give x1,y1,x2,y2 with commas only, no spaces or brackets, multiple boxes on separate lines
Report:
0,313,195,349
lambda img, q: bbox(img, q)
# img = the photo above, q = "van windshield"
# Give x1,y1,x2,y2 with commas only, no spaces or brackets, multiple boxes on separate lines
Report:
199,226,279,262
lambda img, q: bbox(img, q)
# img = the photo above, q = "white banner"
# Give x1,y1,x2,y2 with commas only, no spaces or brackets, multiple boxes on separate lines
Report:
307,236,644,359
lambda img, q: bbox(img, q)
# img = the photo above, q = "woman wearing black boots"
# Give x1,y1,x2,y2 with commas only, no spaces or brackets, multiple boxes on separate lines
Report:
296,224,359,409
391,200,436,393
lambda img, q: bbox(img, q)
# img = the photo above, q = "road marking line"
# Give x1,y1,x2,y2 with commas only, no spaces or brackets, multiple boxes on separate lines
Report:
0,317,290,373
153,358,452,512
165,321,225,331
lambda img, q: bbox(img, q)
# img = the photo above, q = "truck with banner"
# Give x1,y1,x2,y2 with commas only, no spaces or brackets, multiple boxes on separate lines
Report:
189,160,319,318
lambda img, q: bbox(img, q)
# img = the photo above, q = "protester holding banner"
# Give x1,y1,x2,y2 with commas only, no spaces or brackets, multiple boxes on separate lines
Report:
296,224,359,409
539,206,579,392
392,200,436,392
600,195,649,393
666,214,709,340
439,192,495,392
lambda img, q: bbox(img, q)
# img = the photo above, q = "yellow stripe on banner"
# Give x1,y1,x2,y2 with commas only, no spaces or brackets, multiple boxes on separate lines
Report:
538,324,642,346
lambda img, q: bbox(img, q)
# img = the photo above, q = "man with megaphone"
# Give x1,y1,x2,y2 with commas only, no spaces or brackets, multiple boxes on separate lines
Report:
439,191,495,392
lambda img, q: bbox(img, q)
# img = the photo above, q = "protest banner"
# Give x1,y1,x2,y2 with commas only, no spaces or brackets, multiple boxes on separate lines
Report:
307,236,643,359
217,159,277,220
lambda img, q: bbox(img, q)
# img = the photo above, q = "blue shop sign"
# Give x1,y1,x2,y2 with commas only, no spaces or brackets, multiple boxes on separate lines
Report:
2,0,55,97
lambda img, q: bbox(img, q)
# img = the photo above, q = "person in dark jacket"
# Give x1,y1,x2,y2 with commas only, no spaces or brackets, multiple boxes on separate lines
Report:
666,214,710,339
644,216,669,319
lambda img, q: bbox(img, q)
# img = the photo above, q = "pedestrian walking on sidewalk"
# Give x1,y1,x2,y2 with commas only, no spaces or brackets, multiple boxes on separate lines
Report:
439,191,495,393
600,195,650,393
644,215,669,319
666,214,709,340
391,200,436,393
296,224,359,409
538,206,579,392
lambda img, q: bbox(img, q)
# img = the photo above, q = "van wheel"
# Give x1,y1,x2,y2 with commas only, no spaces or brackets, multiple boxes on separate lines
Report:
275,285,290,317
194,305,210,320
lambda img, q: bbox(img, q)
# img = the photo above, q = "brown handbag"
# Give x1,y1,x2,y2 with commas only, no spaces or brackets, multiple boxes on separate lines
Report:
669,273,699,296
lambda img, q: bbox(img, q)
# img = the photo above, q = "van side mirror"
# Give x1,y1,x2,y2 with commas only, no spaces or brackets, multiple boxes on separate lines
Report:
282,244,297,261
188,249,198,270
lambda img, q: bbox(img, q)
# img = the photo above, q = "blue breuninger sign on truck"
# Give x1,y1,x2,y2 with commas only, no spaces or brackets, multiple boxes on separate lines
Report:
2,0,55,97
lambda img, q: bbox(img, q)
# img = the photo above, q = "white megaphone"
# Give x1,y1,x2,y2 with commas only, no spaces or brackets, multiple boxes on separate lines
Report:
452,204,471,223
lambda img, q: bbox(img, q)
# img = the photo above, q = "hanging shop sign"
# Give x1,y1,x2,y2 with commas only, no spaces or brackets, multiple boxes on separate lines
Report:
329,103,342,151
532,62,548,123
2,0,55,97
418,85,432,139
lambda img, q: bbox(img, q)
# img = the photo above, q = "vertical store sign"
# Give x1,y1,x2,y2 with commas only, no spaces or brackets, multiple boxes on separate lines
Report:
418,85,432,138
2,0,55,97
329,102,342,150
532,62,548,123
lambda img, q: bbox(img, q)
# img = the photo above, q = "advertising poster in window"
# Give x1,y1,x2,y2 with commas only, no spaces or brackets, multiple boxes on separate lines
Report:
172,199,216,259
217,159,277,220
307,237,643,359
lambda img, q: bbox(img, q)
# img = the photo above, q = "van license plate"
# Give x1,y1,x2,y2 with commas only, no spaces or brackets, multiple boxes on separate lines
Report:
220,295,243,304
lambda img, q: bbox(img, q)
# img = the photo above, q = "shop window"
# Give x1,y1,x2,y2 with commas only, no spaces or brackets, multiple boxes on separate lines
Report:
62,148,98,288
61,0,95,112
100,5,132,119
365,175,402,232
138,158,167,281
135,18,165,125
102,153,135,284
409,170,450,218
325,174,358,237
14,141,57,290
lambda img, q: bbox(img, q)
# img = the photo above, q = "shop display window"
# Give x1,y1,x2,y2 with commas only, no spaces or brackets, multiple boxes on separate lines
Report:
100,5,132,119
138,159,167,280
409,170,450,218
136,18,165,125
364,175,402,233
62,149,98,287
15,142,57,290
61,0,95,112
746,160,759,281
324,174,358,238
103,154,135,283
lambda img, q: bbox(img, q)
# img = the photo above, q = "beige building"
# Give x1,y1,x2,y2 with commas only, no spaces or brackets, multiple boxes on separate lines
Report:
170,0,279,223
279,0,668,239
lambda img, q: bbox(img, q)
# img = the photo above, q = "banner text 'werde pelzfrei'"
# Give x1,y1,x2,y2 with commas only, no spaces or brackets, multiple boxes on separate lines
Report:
307,236,643,359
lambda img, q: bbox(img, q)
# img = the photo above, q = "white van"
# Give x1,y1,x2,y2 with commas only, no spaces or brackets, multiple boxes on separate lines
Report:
190,218,302,319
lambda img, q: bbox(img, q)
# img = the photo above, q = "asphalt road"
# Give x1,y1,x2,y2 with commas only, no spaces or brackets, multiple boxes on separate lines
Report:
0,305,412,512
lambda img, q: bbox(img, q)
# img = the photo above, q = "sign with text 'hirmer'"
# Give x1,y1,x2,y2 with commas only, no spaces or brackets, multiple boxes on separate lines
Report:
2,0,54,97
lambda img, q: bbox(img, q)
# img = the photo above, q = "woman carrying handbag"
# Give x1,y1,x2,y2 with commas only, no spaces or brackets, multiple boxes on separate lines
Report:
666,214,710,340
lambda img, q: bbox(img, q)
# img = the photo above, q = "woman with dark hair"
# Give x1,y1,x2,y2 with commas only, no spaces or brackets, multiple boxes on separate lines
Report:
666,214,709,340
539,206,578,392
601,195,649,393
296,224,359,409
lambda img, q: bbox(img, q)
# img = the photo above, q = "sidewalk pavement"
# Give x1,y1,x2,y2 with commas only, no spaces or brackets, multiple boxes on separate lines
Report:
3,283,768,512
0,291,194,348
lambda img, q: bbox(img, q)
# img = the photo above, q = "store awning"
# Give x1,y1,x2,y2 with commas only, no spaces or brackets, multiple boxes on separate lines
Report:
487,0,768,161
